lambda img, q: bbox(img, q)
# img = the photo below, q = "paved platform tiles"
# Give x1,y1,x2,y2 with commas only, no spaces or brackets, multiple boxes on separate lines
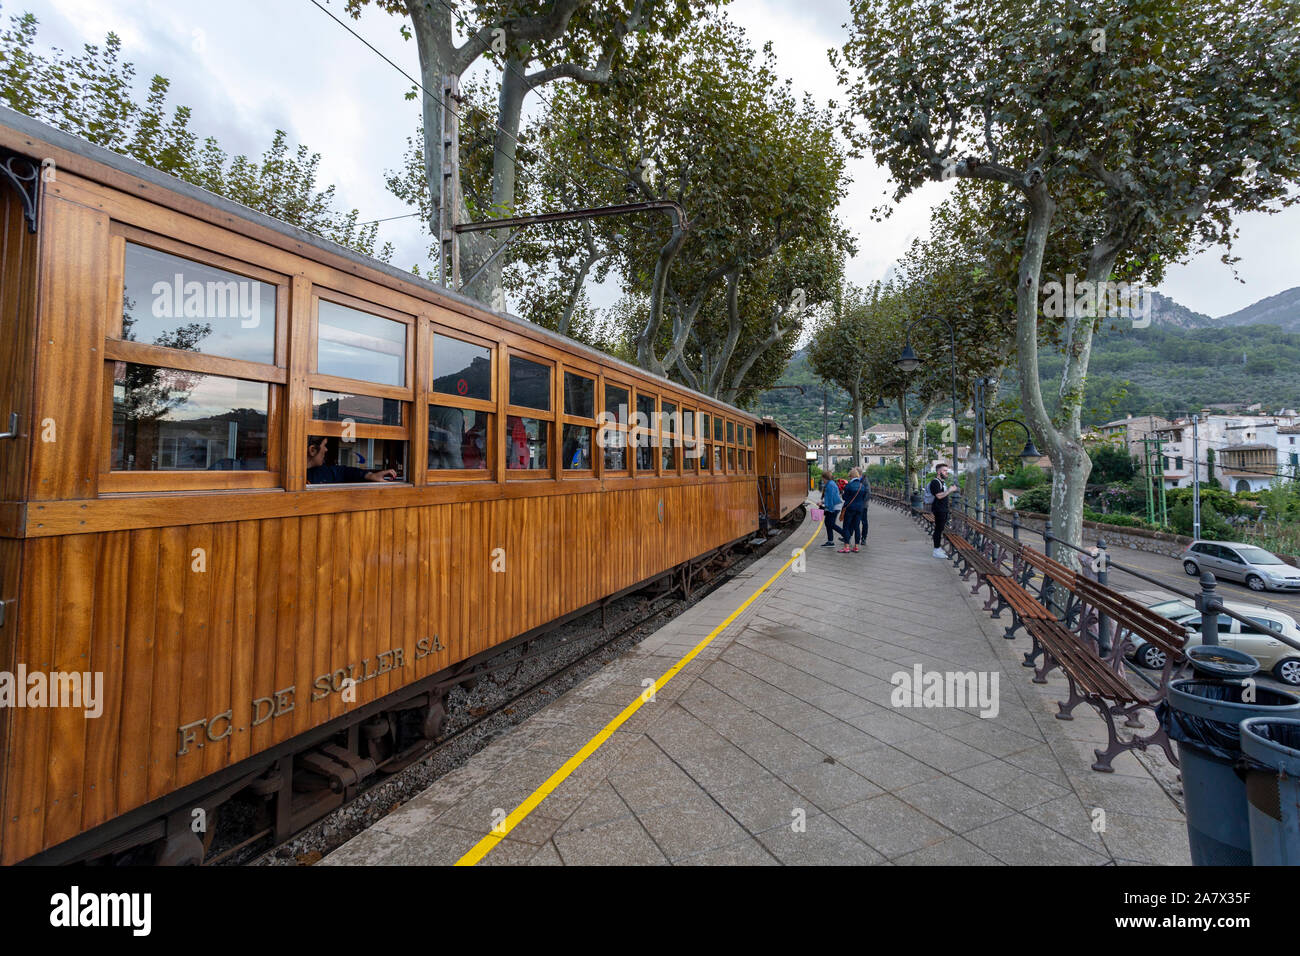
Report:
324,504,1190,866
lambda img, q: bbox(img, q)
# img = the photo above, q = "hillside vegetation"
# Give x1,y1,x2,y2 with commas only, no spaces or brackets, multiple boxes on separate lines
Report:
758,322,1300,443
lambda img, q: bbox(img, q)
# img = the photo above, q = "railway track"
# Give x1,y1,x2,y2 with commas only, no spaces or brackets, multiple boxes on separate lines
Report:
227,518,801,866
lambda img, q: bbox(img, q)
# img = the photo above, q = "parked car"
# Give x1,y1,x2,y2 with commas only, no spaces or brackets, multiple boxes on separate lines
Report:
1128,598,1300,684
1179,540,1300,592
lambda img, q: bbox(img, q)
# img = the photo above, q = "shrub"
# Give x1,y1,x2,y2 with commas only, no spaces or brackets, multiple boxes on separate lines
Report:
1012,485,1052,513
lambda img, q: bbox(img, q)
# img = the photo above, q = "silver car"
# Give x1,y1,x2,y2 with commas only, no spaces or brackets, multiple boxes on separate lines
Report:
1180,540,1300,592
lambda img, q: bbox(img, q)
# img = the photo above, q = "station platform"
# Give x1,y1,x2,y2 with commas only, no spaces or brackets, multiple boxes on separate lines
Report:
323,503,1189,866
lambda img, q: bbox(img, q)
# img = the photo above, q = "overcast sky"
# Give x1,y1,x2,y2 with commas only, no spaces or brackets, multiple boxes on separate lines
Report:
21,0,1298,319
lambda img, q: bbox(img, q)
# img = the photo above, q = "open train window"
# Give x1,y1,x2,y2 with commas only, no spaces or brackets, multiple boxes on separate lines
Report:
102,228,288,492
506,351,554,476
307,291,413,487
562,370,597,473
429,328,494,479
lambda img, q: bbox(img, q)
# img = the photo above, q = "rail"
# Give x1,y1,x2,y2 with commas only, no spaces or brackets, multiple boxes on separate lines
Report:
951,497,1300,660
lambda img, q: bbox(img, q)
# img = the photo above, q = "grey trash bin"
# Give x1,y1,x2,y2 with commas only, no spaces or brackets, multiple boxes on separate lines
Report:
1162,679,1300,865
1240,716,1300,865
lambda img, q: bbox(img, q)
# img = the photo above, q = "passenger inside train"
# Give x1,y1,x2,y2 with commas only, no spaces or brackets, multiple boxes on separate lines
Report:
306,436,399,483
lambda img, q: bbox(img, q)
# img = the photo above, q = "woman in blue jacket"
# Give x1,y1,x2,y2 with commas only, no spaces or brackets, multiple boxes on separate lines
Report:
839,468,868,552
820,476,843,546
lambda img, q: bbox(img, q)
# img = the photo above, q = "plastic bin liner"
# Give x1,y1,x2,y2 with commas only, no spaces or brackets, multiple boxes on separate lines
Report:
1159,681,1300,762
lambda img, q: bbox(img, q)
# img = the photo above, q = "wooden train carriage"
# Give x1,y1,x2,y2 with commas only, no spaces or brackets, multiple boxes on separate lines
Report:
755,420,809,523
0,108,764,864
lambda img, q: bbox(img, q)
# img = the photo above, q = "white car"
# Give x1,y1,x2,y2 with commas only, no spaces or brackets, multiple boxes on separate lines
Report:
1129,599,1300,685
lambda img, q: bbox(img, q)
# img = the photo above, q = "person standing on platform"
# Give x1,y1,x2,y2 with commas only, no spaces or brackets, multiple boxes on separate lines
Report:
839,468,867,553
820,475,843,547
929,462,953,558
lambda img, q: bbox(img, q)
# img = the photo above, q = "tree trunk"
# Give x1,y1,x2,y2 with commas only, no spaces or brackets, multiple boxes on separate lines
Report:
408,1,454,286
462,58,527,309
1011,184,1076,561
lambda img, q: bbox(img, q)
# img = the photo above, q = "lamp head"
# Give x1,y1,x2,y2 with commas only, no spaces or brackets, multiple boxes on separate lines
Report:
895,343,921,372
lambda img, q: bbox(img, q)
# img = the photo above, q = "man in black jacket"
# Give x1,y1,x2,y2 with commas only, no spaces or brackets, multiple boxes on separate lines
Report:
929,463,952,558
307,437,398,483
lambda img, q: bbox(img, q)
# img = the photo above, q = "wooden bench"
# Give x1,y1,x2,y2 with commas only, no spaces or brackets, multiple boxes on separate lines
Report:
950,515,1188,772
941,527,1009,608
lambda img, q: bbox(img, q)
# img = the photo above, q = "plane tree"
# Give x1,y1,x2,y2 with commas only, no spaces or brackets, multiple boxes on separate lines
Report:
835,0,1300,555
349,0,711,306
527,15,852,401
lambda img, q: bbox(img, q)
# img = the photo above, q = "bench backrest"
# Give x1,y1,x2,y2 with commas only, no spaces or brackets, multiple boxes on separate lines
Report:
1073,576,1187,655
1019,546,1078,589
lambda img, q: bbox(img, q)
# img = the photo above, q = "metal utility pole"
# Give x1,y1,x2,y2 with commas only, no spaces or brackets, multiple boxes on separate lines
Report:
438,73,461,289
1192,414,1202,539
822,382,830,475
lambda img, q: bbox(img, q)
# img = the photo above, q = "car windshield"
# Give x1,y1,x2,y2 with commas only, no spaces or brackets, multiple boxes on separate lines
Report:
1149,600,1198,620
1235,546,1285,565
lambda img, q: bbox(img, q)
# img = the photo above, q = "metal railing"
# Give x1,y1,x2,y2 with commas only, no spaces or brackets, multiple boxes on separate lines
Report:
954,497,1300,660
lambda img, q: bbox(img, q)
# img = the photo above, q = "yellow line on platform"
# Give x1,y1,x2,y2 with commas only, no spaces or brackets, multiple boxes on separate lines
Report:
454,522,824,866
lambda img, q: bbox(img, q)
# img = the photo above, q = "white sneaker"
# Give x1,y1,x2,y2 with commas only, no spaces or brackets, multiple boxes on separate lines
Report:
932,548,946,559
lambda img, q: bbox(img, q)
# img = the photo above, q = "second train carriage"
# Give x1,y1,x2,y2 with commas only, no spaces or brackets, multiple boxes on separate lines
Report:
755,420,810,525
0,107,785,864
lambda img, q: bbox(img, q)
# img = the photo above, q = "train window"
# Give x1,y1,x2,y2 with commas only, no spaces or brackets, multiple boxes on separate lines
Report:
432,333,492,401
317,299,407,387
713,416,724,442
636,438,656,472
509,356,552,411
506,415,549,470
308,435,408,484
728,447,736,470
635,393,656,428
562,424,593,470
661,401,678,472
428,406,491,471
601,382,630,473
602,428,627,471
312,390,402,426
111,364,268,471
746,426,753,447
634,392,657,474
713,446,722,471
121,242,277,365
727,420,735,444
564,372,595,418
605,384,629,424
681,408,697,471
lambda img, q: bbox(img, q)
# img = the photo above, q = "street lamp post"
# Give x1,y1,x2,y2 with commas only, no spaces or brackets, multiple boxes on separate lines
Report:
986,418,1042,514
896,314,960,507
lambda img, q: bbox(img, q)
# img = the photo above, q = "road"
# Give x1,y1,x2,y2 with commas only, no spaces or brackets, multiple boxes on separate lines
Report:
1011,523,1300,618
1093,545,1300,618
